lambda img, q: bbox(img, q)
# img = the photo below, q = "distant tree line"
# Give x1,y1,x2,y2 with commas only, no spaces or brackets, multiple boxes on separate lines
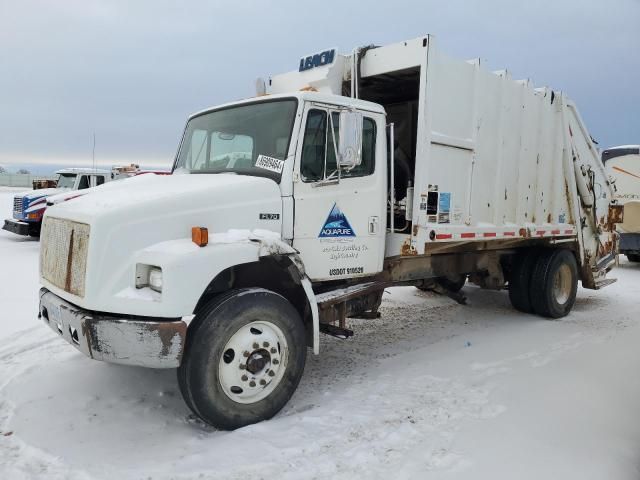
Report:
0,166,31,174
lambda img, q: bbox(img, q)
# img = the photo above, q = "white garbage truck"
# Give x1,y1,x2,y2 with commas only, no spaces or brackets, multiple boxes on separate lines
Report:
38,36,618,429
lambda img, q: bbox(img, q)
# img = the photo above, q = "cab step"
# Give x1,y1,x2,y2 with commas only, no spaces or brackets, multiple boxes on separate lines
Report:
593,277,617,289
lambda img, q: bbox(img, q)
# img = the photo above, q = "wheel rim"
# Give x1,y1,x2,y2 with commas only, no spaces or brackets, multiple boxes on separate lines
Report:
218,321,288,404
552,263,572,305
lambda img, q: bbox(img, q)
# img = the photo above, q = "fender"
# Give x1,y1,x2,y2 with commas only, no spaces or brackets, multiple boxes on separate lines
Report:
132,230,320,353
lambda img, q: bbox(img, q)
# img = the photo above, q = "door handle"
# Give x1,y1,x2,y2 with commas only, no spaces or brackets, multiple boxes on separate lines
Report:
369,216,379,235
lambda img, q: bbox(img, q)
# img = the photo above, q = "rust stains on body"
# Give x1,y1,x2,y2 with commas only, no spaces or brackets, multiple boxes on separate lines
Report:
64,229,75,293
401,238,417,256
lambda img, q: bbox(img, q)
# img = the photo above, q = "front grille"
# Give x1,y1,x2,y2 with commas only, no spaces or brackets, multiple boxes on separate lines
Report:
40,217,90,298
13,196,23,214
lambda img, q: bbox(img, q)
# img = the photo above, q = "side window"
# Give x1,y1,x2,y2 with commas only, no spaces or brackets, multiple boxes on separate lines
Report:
77,175,90,190
96,176,105,186
301,109,327,182
300,109,375,182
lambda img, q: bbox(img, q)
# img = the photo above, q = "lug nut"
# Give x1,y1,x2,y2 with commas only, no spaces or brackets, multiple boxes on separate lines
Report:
270,347,276,354
253,343,259,349
259,379,267,386
263,341,269,348
243,351,250,357
249,381,256,387
239,364,246,370
241,375,248,381
273,359,279,365
268,371,275,377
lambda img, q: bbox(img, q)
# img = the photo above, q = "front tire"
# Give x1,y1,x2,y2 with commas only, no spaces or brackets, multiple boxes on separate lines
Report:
530,249,578,319
28,223,41,238
178,288,307,430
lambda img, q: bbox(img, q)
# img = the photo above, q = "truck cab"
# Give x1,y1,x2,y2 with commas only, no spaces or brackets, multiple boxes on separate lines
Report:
3,168,109,237
172,93,387,281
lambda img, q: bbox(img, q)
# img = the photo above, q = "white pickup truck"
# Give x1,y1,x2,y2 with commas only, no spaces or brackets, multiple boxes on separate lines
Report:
37,36,617,430
4,168,110,237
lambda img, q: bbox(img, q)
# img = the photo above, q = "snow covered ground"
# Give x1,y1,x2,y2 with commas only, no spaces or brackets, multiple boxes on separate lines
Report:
1,187,640,479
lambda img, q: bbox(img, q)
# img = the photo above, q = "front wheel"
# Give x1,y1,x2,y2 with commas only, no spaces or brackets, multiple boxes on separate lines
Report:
28,223,41,238
178,288,307,430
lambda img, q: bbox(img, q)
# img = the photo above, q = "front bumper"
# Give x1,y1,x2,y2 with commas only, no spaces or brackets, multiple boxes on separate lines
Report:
3,219,30,236
39,288,187,368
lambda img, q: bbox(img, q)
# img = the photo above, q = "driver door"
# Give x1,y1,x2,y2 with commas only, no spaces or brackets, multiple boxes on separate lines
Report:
292,104,386,281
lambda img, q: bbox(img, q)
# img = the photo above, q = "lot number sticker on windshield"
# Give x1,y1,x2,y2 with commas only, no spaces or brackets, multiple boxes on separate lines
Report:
255,155,285,174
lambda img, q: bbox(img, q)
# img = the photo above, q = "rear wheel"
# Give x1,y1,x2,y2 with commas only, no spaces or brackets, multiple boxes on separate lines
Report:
626,254,640,263
508,249,539,313
178,288,307,430
530,249,578,318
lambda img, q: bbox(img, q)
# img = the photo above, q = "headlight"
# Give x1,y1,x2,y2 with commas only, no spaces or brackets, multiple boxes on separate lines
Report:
135,264,163,293
148,267,163,292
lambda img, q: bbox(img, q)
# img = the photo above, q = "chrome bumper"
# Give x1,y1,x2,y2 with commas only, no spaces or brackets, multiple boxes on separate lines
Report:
39,288,187,368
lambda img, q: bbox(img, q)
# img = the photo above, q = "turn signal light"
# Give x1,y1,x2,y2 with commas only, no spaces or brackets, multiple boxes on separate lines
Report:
192,227,208,247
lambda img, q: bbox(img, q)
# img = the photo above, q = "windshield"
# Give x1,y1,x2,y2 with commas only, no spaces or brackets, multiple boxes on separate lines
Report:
56,174,76,189
174,99,298,179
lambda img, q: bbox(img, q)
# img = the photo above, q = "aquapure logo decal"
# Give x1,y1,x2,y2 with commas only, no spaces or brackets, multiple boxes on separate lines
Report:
319,203,356,238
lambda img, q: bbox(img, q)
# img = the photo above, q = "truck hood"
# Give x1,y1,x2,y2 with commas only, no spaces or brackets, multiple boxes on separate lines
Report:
47,173,283,228
41,173,284,312
22,187,68,201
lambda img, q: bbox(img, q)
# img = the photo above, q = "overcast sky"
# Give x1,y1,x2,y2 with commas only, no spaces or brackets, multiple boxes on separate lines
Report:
0,0,638,168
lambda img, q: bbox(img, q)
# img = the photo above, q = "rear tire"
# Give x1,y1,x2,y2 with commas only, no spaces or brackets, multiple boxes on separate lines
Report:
530,249,578,319
508,249,539,313
178,288,307,430
626,254,640,263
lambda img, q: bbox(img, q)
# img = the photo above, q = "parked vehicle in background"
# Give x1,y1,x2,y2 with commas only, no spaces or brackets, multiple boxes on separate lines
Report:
3,165,152,237
603,145,640,262
45,165,170,207
32,179,58,190
3,168,110,237
37,36,618,430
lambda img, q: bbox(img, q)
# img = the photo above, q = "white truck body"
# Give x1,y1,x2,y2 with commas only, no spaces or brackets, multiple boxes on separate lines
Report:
269,37,615,286
36,36,618,429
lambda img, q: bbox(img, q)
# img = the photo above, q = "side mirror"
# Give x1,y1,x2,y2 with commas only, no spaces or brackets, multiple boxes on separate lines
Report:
338,110,363,169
